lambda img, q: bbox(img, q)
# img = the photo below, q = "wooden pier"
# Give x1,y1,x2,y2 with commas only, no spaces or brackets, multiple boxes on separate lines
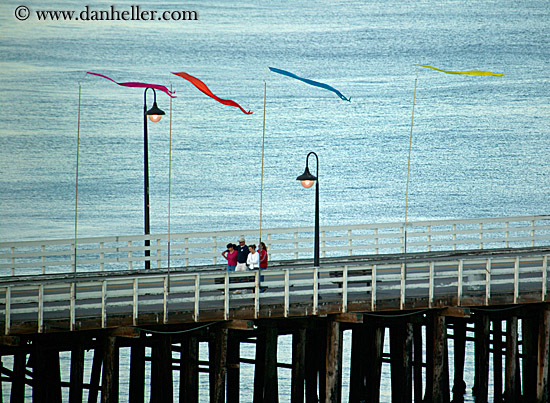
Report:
1,304,550,402
1,215,550,401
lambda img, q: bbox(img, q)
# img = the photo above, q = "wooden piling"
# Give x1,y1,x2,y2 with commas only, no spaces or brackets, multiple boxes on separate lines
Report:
537,306,550,402
101,336,119,403
473,312,489,403
349,326,367,403
11,350,26,403
326,319,343,403
364,323,385,403
69,344,85,403
180,335,199,403
227,331,241,403
32,347,62,403
390,322,413,403
451,318,467,402
151,334,174,403
291,328,306,403
428,313,450,403
88,341,104,403
413,323,423,402
504,317,520,401
209,327,228,403
492,319,503,402
129,338,145,403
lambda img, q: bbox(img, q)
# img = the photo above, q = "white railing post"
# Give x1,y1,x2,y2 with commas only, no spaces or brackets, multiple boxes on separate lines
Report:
505,222,510,248
427,226,431,252
348,230,353,256
452,224,457,251
371,265,377,311
313,267,319,315
38,284,44,333
254,271,260,320
10,247,15,277
542,256,548,302
284,269,290,318
41,245,46,275
70,282,76,331
479,223,483,249
101,281,107,328
194,274,200,322
485,259,492,305
531,220,536,247
5,287,11,335
128,240,133,270
163,276,168,324
133,279,138,326
400,263,406,310
458,260,463,306
322,231,326,258
224,272,230,319
514,257,520,304
342,266,348,313
212,236,217,265
185,237,190,267
400,227,405,254
374,228,379,254
100,242,105,272
156,239,162,269
294,232,299,260
429,262,434,309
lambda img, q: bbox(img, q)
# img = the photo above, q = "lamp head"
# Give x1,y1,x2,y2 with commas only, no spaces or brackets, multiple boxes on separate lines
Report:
296,166,317,189
146,101,165,123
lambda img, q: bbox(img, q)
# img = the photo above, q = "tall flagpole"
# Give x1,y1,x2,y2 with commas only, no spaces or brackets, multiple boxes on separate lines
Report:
404,76,417,257
167,84,173,293
259,82,266,244
74,83,82,283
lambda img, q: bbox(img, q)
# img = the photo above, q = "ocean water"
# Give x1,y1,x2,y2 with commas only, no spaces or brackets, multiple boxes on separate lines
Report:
0,0,548,401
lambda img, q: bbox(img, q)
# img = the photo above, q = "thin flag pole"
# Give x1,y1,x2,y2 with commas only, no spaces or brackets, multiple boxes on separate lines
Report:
167,84,173,293
259,82,267,244
74,83,82,284
404,75,418,260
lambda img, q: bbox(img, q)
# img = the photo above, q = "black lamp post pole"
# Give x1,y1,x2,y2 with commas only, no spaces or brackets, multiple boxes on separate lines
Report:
143,88,152,270
297,151,320,268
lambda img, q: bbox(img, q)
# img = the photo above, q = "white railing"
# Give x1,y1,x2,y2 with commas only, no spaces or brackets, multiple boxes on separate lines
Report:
1,215,549,277
0,252,548,335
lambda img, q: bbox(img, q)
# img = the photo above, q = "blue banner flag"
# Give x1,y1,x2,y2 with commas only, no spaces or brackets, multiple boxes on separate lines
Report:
269,67,351,102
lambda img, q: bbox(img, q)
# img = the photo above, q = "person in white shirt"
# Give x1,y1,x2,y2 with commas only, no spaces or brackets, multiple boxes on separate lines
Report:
246,244,259,270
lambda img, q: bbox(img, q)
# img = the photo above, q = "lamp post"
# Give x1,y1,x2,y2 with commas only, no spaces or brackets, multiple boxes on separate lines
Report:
296,152,320,267
143,88,165,269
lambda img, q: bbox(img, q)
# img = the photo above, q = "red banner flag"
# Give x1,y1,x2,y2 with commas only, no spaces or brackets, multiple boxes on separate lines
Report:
172,72,252,114
87,72,176,98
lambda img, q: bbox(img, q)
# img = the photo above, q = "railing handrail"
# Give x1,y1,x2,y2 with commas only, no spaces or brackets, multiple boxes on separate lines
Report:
1,215,549,277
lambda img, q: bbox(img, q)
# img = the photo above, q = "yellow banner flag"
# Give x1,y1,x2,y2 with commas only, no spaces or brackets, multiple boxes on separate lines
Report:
417,64,504,76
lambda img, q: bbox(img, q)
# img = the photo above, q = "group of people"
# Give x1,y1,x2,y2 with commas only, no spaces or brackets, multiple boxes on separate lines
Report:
221,236,268,272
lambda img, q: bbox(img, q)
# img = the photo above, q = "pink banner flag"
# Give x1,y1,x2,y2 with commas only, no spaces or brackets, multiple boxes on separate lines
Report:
172,72,252,114
86,72,176,98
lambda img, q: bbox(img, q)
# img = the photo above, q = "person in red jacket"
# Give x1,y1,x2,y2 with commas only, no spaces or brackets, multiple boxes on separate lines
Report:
259,242,268,292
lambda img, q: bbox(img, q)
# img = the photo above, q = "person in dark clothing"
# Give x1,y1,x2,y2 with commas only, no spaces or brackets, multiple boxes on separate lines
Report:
235,236,249,271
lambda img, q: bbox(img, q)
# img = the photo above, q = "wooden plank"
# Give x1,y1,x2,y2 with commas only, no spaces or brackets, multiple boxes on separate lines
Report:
522,316,538,402
291,328,306,403
325,319,343,403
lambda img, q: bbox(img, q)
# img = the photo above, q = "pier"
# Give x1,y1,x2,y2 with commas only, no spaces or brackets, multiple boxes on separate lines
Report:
0,215,549,401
